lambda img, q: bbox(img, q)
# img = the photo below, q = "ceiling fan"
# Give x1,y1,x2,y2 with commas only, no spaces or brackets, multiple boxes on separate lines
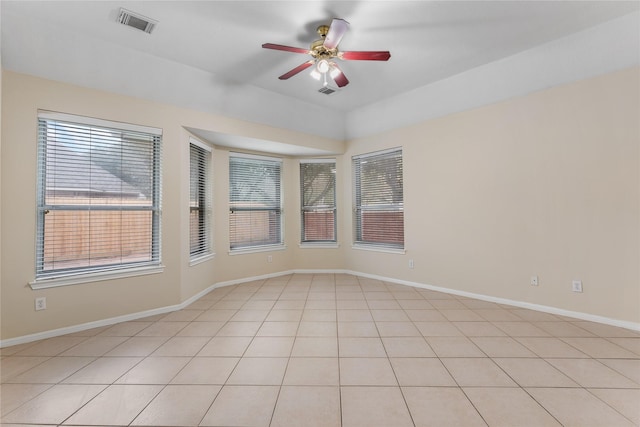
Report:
262,18,391,88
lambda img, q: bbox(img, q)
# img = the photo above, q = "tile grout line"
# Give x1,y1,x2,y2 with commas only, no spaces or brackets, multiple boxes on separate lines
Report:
2,273,639,426
267,273,306,427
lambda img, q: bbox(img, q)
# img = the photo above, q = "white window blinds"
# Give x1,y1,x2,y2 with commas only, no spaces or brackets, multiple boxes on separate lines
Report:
36,112,162,279
300,160,336,243
229,153,283,250
353,148,404,249
189,139,212,258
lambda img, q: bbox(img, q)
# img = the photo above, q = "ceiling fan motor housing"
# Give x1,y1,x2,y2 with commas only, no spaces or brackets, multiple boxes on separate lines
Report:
310,24,339,60
316,25,330,37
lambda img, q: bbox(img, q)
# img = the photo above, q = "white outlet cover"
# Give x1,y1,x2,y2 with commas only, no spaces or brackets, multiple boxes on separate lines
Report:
572,280,583,292
35,297,47,310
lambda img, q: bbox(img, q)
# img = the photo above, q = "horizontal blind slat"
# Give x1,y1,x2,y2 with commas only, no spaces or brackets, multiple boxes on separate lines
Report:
229,154,282,249
36,115,162,279
300,161,336,242
353,149,404,249
189,142,212,257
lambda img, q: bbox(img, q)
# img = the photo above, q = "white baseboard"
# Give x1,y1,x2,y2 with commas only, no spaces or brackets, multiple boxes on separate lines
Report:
1,269,637,348
0,304,182,349
336,269,640,332
0,270,297,348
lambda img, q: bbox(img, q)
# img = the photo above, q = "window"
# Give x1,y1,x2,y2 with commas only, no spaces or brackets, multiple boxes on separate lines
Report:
229,153,283,251
353,148,404,250
36,112,162,280
189,138,212,260
300,159,336,243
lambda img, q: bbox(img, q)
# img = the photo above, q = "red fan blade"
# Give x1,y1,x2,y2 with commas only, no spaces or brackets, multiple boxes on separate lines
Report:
323,18,350,50
278,60,314,80
331,64,349,87
262,43,310,55
341,51,391,61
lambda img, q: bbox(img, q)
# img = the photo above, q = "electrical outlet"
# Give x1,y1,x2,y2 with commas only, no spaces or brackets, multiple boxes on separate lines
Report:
409,259,414,269
530,276,538,286
267,255,273,263
572,280,583,293
35,297,47,311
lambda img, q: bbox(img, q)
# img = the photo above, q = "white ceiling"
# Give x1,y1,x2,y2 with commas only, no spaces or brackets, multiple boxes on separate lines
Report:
2,1,639,152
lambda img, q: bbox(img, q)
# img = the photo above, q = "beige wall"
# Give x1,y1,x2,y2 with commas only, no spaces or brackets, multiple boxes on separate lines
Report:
0,71,343,340
345,67,639,323
0,4,3,339
1,66,638,341
208,150,348,284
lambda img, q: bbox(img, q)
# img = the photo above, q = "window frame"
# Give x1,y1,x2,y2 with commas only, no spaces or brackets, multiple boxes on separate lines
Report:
31,111,163,288
228,152,284,253
352,147,405,253
189,137,214,264
300,159,337,246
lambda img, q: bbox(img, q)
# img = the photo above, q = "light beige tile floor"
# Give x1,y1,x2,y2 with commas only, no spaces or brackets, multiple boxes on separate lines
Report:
1,273,639,426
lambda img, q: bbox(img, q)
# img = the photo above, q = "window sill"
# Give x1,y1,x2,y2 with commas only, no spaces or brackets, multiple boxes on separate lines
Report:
299,242,340,249
351,244,406,255
29,265,165,290
189,252,215,267
228,245,287,256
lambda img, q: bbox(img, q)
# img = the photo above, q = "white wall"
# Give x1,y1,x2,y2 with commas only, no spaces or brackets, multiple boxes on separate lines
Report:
345,10,640,140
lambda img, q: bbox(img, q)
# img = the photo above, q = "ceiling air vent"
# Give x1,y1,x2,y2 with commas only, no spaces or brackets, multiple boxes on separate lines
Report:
318,86,337,95
117,8,157,34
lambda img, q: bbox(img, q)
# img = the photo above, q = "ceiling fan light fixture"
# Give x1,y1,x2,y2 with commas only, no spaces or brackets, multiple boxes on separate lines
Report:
316,59,330,74
310,68,322,80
